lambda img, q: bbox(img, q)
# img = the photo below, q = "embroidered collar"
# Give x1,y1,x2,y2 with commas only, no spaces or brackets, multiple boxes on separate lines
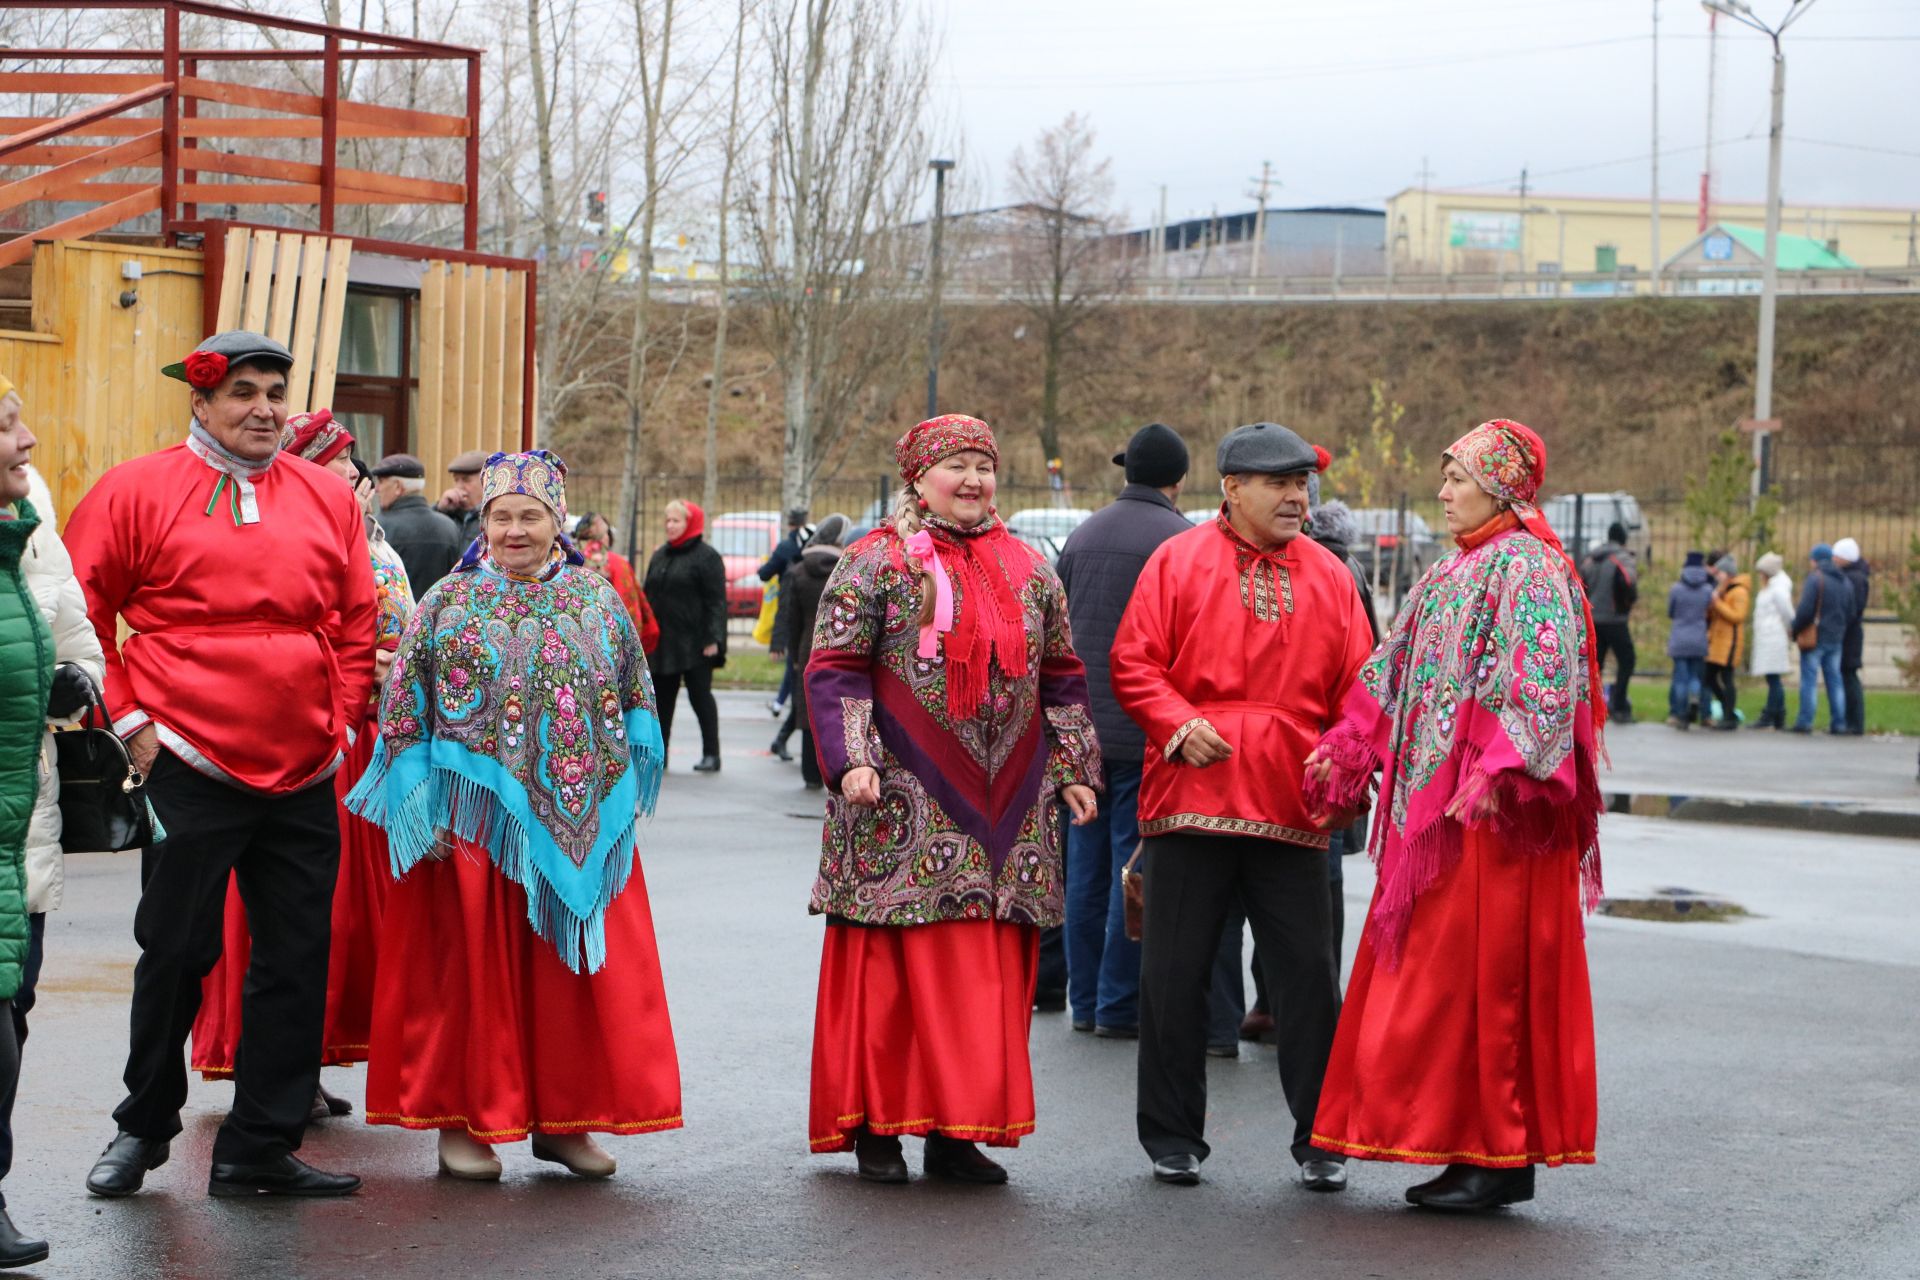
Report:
185,422,277,526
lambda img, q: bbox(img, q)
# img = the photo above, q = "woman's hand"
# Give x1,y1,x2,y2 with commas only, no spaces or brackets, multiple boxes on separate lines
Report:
1062,784,1099,826
1444,786,1501,825
373,648,395,688
1304,744,1333,787
842,766,881,807
701,642,719,658
428,828,457,861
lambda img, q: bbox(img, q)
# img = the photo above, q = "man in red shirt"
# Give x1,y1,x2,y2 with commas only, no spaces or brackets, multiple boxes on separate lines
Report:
1111,422,1374,1193
64,331,374,1199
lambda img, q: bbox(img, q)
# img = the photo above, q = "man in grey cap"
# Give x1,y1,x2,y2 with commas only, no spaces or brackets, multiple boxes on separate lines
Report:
435,449,487,549
371,453,461,596
1053,423,1194,1039
1110,421,1375,1193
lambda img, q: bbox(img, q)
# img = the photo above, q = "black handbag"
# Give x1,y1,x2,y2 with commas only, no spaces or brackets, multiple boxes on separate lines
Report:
53,682,155,853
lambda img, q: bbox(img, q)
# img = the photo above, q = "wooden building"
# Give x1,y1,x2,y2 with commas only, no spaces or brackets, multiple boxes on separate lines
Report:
0,0,536,521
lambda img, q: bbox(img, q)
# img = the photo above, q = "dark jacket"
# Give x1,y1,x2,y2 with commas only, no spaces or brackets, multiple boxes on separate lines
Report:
378,494,463,598
1579,541,1638,626
758,529,805,583
775,545,842,716
1667,565,1715,659
1312,533,1381,647
644,537,728,676
1790,561,1853,652
1839,558,1872,670
436,500,483,552
1055,484,1193,762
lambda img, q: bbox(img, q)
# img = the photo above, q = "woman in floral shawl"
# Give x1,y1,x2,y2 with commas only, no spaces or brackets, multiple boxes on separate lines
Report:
805,414,1102,1185
1305,419,1602,1213
347,449,679,1182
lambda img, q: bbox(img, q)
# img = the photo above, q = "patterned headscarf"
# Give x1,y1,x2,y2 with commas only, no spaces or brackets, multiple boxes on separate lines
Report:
283,409,352,466
895,413,999,486
454,449,584,573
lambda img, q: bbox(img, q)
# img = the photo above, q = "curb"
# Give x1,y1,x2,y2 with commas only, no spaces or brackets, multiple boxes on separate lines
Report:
1605,792,1920,840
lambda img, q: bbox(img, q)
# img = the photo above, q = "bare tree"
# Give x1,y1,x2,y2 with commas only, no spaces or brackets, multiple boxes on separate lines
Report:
749,0,936,513
701,0,754,513
1005,112,1127,467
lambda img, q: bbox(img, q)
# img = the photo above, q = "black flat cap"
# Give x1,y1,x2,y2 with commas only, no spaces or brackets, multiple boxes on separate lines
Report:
161,329,295,383
1217,421,1324,477
1112,422,1189,487
370,452,426,479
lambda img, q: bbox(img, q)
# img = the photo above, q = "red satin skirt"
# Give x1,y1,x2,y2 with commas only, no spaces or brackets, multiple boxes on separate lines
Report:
364,837,683,1143
1312,826,1598,1168
809,918,1038,1153
191,728,388,1077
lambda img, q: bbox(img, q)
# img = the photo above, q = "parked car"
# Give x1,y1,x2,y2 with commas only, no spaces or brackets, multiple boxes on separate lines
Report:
1345,507,1440,595
708,511,781,617
1540,492,1652,567
1006,507,1093,541
1011,530,1064,567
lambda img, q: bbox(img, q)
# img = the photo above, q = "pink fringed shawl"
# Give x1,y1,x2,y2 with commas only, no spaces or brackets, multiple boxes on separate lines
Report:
1306,524,1604,967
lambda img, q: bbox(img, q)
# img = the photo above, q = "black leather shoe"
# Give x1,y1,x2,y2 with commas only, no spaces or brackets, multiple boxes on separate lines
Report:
853,1131,908,1184
924,1134,1008,1185
85,1132,169,1198
1300,1159,1349,1192
1070,1017,1095,1033
692,755,722,773
1152,1153,1201,1186
770,735,793,761
0,1208,48,1268
1092,1023,1138,1040
1405,1163,1534,1211
208,1154,361,1198
309,1083,354,1121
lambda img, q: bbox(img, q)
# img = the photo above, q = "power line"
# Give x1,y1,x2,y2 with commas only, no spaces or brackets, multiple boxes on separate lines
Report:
1785,135,1920,161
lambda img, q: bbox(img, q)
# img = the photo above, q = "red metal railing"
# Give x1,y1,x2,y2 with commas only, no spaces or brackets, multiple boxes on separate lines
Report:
0,0,485,262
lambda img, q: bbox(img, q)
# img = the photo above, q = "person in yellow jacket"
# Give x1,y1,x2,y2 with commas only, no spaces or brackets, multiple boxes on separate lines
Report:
1703,553,1752,731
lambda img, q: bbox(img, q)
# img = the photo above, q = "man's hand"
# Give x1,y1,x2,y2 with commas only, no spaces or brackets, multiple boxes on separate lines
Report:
769,647,786,662
842,766,881,807
126,725,159,776
1062,784,1099,826
438,486,471,511
1179,723,1234,768
701,643,719,658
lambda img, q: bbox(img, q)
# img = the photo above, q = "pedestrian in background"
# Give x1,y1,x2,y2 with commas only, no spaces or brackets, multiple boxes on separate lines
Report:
347,450,679,1182
761,507,810,731
644,499,727,772
1790,543,1852,735
1111,422,1372,1193
1666,551,1714,728
1308,418,1602,1213
804,414,1100,1185
1703,553,1750,731
575,511,659,652
1579,521,1639,722
1053,421,1192,1040
1832,537,1871,736
1748,552,1795,731
770,513,848,791
434,449,486,549
0,384,58,1266
371,451,461,596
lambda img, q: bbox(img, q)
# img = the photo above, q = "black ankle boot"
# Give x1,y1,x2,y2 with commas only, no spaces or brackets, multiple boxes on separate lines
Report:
1405,1163,1535,1211
853,1129,908,1184
0,1208,49,1267
924,1133,1008,1185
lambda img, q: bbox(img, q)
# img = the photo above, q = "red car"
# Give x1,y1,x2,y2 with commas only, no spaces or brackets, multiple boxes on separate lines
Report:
708,512,781,618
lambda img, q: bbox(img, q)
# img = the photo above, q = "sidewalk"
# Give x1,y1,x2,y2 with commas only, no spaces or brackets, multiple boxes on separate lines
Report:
1601,721,1920,837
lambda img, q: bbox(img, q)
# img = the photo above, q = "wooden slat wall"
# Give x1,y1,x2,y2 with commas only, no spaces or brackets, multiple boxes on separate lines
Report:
413,259,531,482
213,225,353,416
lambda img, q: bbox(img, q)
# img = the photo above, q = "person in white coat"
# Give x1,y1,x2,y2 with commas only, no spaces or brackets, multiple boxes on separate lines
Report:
1748,551,1795,731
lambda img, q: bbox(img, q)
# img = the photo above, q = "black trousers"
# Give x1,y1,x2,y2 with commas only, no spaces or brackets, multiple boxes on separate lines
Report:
655,666,720,757
1594,621,1636,713
114,752,339,1165
1138,832,1341,1166
0,915,34,1208
1704,661,1739,721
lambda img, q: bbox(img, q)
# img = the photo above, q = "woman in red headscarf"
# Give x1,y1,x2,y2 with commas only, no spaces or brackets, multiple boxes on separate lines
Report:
1305,419,1603,1213
804,414,1102,1185
642,499,727,771
192,410,412,1117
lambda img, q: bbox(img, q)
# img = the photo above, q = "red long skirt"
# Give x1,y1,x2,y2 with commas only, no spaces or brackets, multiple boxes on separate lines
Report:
809,918,1038,1153
1312,826,1598,1168
364,837,683,1143
191,727,388,1077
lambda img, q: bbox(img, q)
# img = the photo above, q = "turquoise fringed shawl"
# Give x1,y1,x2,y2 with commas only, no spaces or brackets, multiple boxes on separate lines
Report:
346,559,665,973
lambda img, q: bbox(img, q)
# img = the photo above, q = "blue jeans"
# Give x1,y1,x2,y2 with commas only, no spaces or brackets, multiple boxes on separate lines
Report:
1668,656,1705,720
1795,644,1845,731
1064,758,1143,1028
1761,674,1787,728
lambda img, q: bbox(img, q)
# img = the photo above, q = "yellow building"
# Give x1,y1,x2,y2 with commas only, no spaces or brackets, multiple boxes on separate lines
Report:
1385,187,1920,277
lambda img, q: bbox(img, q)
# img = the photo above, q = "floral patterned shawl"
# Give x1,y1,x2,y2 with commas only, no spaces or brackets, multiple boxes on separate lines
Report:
346,558,665,973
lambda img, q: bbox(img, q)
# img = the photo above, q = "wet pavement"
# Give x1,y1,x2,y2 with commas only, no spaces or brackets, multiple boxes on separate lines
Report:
10,692,1919,1278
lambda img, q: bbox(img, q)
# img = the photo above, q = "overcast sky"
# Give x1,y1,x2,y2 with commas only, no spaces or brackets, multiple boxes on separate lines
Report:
926,0,1920,228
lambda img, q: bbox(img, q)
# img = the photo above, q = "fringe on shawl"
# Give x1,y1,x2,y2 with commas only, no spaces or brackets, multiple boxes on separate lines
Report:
1302,718,1382,820
345,722,665,975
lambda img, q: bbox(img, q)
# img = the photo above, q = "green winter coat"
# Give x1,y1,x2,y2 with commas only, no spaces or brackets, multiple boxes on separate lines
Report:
0,499,52,1000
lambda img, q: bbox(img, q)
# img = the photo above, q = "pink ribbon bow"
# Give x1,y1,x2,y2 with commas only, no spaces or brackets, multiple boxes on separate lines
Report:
903,529,955,659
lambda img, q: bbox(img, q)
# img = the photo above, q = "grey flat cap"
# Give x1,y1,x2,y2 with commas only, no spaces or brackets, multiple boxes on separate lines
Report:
447,450,488,475
1216,421,1325,476
370,452,426,479
162,329,295,383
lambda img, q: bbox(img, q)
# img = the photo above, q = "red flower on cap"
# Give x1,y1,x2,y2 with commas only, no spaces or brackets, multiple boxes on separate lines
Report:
1312,444,1331,473
183,350,230,390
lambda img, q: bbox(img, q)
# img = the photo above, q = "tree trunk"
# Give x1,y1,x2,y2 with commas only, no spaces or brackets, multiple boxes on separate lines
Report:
617,0,675,559
526,0,562,429
703,0,747,516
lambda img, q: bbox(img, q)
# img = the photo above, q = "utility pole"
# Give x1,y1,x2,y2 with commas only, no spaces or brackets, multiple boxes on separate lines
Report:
1700,8,1720,231
925,157,954,418
1515,165,1530,275
1416,155,1435,269
1246,160,1274,280
1156,183,1168,288
1650,0,1662,294
1907,211,1917,267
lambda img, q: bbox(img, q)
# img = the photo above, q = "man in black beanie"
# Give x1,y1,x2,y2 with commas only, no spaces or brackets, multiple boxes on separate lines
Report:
1045,423,1194,1033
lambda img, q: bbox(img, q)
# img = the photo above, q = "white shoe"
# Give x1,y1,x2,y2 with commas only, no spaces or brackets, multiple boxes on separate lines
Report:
530,1132,617,1179
437,1130,502,1181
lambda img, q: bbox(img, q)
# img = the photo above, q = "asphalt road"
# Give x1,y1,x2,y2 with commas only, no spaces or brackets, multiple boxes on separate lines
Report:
10,692,1919,1279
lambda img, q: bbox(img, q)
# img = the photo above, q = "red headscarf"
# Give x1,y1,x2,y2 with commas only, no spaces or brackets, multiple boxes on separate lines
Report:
283,409,352,467
669,500,705,547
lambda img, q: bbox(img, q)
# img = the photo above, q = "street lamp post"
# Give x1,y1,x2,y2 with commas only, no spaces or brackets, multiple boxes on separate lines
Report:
1703,0,1819,498
925,158,955,419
